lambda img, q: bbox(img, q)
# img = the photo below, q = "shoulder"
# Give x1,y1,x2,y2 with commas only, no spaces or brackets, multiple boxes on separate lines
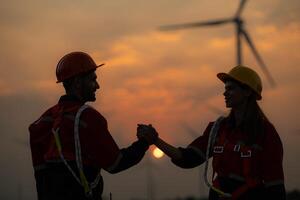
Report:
262,120,283,148
81,105,107,124
198,116,227,136
206,121,214,130
204,117,227,134
263,120,280,139
187,120,223,151
29,105,57,127
83,105,104,117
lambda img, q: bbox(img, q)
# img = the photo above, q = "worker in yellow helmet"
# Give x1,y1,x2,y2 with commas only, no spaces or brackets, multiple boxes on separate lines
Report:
138,66,286,200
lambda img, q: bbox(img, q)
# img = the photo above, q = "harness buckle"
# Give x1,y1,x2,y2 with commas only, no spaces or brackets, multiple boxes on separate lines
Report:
241,150,252,158
233,144,240,152
213,146,224,153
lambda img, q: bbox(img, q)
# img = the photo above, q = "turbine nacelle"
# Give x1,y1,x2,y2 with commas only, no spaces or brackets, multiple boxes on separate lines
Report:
234,17,244,26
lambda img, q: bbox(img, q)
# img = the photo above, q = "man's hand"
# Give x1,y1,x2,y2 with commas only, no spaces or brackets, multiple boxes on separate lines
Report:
137,124,158,145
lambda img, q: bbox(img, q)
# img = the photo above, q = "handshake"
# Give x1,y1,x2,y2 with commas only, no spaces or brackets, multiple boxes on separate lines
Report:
137,124,159,145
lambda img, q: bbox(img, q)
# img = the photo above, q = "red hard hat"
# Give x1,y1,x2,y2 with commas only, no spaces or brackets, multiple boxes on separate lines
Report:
56,52,104,83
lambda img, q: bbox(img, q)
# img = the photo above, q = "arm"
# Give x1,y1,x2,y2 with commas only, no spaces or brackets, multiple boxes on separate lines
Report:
137,124,183,160
137,124,207,168
107,139,149,174
155,122,215,168
136,124,183,160
82,110,153,174
107,124,159,173
155,137,205,168
155,137,183,161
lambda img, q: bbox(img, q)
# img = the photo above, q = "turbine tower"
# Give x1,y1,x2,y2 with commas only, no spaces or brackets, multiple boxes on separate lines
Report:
146,154,156,200
160,0,276,87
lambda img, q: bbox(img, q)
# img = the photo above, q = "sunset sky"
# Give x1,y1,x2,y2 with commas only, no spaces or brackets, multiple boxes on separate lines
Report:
0,0,299,199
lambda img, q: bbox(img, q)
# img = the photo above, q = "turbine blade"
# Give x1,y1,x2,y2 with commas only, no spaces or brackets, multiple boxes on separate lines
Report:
159,18,233,31
237,28,242,65
241,29,276,87
206,104,226,116
181,123,199,138
235,0,248,17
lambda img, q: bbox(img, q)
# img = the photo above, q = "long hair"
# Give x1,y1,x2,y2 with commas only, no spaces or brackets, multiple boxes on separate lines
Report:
226,88,268,145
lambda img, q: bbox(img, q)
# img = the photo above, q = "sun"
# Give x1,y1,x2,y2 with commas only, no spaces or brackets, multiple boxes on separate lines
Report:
152,147,164,159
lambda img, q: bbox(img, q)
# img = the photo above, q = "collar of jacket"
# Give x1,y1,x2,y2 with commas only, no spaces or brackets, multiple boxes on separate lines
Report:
58,94,84,104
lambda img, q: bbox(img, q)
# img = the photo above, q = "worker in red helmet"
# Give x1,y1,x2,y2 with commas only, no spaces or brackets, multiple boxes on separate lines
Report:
29,52,157,200
138,66,286,199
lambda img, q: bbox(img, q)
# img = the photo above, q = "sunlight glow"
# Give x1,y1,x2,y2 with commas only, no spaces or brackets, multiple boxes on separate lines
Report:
152,147,164,159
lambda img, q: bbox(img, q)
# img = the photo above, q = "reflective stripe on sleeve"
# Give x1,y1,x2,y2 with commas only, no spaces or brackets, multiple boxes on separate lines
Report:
33,164,48,171
264,180,284,187
105,152,123,173
228,173,246,182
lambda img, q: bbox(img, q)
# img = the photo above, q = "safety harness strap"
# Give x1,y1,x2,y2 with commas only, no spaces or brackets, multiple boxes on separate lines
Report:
52,104,101,197
52,128,82,185
203,116,232,198
74,105,90,194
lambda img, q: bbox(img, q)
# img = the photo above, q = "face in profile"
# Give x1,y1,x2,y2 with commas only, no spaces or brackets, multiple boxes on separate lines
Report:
223,80,251,108
81,71,100,102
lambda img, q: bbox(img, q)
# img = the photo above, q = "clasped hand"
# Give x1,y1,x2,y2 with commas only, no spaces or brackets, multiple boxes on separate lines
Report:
137,124,158,145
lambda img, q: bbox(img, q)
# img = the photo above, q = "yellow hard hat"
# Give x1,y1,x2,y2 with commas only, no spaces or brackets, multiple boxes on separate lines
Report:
217,65,262,100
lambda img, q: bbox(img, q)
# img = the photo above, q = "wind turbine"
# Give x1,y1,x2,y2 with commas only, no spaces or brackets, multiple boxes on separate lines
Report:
134,150,158,200
159,0,276,87
145,154,156,200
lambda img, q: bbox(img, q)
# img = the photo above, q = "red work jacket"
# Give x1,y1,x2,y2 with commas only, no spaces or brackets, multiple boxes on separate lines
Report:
188,119,284,187
29,96,120,171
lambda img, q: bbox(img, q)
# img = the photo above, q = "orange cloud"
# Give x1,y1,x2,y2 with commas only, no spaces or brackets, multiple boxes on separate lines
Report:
254,23,300,51
209,37,233,49
0,80,13,96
